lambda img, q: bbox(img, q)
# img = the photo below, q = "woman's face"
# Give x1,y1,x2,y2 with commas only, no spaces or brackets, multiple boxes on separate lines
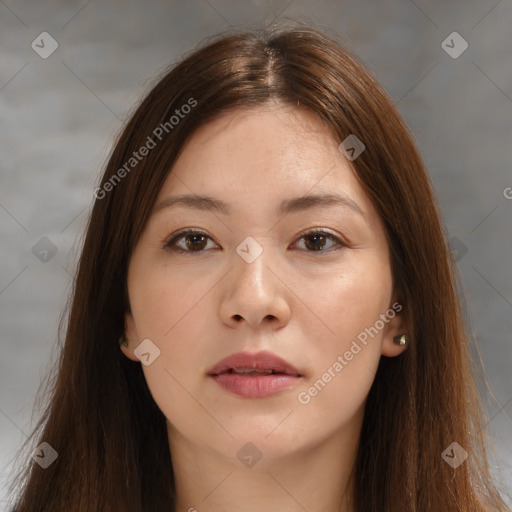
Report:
122,104,407,465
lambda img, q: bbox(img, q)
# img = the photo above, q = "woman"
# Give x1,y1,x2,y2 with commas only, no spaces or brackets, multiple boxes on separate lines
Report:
6,24,510,511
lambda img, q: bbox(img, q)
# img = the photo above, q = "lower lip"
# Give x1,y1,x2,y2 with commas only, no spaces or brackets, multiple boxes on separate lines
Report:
210,373,301,398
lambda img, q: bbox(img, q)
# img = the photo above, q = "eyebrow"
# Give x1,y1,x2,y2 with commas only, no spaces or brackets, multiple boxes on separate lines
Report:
153,193,367,220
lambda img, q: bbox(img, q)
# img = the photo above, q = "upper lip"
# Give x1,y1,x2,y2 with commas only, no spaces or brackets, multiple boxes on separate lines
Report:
208,350,302,376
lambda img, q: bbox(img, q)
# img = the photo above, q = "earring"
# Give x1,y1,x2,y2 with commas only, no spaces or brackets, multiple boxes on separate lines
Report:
118,336,128,347
393,334,410,346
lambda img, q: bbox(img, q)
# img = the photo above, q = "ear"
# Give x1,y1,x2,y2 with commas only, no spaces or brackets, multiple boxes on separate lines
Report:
381,300,410,358
120,311,140,362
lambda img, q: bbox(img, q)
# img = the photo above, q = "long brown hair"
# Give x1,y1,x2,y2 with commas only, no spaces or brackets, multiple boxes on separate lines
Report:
6,23,510,511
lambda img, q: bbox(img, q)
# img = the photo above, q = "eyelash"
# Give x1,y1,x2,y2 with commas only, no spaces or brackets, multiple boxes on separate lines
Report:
161,228,347,254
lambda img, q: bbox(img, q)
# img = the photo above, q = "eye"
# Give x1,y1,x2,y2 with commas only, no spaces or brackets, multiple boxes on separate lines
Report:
162,228,346,254
162,229,218,253
293,228,346,252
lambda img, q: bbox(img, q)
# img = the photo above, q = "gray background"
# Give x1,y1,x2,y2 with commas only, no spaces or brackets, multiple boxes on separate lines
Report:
1,0,511,507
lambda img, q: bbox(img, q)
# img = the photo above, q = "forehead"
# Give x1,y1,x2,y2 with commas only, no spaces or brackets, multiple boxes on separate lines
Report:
156,105,376,222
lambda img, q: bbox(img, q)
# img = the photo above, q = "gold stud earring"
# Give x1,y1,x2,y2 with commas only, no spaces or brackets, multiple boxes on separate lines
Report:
393,334,410,346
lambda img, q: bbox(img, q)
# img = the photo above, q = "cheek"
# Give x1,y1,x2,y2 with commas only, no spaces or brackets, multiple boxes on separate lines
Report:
295,255,392,404
127,254,209,400
130,273,208,378
132,274,211,433
306,253,393,346
128,254,205,338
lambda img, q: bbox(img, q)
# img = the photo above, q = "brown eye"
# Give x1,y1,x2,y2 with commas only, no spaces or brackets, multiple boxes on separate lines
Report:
294,229,346,252
163,230,217,253
162,228,346,254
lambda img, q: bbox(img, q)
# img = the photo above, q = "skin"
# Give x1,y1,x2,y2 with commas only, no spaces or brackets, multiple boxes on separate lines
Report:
121,102,409,512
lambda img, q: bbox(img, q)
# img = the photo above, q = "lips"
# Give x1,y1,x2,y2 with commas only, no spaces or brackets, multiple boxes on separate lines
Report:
208,350,303,398
208,350,302,377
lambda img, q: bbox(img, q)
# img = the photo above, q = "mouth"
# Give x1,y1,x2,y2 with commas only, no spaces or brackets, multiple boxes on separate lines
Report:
207,350,302,377
208,350,303,398
220,368,288,375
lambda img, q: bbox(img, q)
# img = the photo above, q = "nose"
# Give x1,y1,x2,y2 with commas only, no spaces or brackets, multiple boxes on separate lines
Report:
218,246,291,330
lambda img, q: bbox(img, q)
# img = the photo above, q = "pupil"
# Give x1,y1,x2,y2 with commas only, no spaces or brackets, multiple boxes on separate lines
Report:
187,234,206,250
306,234,325,251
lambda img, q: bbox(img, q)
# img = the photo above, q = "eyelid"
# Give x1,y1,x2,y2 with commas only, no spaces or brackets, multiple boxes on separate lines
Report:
298,227,349,245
